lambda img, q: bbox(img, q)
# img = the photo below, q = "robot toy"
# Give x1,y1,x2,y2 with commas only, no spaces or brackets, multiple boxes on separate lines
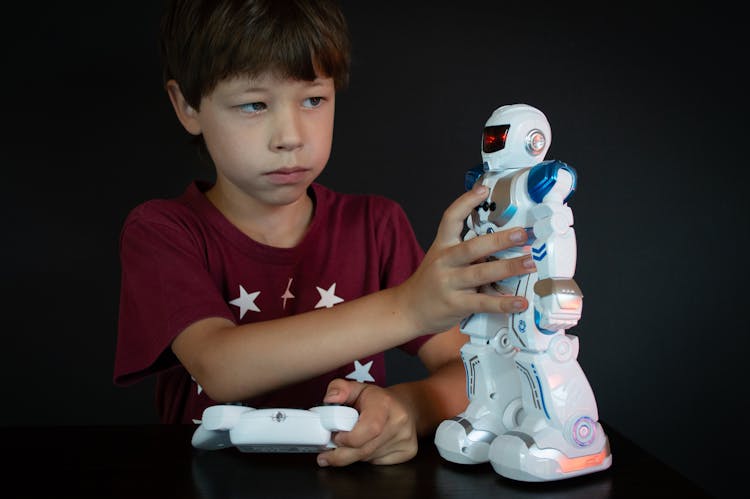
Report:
434,104,612,481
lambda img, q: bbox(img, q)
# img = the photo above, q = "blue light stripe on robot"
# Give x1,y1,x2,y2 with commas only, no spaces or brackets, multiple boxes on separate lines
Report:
515,362,539,410
532,244,547,261
499,205,517,225
532,363,551,420
462,358,471,398
534,309,557,335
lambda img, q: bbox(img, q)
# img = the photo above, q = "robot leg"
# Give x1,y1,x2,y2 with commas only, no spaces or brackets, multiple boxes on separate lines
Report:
488,334,612,481
434,312,523,464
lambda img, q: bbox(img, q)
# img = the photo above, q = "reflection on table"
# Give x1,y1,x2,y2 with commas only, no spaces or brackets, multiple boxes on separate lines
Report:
1,422,710,498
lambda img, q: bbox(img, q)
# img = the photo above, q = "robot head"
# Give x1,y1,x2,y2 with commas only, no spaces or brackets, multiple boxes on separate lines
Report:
481,104,551,172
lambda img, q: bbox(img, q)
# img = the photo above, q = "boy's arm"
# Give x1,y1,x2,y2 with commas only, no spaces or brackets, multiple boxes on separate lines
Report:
173,185,532,403
172,286,427,402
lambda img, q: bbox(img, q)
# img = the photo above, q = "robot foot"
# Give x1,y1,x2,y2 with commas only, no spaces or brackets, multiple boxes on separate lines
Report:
489,426,612,481
434,416,501,465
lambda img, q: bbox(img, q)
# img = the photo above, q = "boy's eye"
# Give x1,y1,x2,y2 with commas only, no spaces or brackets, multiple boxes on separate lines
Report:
238,102,266,113
303,97,323,108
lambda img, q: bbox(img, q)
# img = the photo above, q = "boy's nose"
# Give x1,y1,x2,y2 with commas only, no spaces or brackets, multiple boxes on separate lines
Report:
271,109,303,151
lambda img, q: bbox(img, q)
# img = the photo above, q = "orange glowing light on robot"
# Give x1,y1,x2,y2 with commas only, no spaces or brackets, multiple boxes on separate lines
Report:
558,448,609,473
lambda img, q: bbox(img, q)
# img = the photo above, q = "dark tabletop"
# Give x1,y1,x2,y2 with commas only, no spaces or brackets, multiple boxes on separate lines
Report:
1,422,711,498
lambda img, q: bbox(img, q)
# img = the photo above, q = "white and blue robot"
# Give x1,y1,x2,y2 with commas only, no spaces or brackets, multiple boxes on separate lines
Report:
435,104,612,481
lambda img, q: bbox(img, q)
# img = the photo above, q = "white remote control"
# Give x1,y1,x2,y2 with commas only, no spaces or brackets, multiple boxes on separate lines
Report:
191,405,359,453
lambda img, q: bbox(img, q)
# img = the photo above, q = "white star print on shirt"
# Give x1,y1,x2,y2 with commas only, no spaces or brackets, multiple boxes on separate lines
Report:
190,376,204,395
229,285,261,319
346,360,375,383
314,283,344,308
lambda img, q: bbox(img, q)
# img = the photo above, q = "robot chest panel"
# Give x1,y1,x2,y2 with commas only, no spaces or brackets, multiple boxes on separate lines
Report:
475,169,534,230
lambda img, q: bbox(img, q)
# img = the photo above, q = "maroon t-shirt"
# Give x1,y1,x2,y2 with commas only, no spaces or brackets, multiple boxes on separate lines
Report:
114,181,431,423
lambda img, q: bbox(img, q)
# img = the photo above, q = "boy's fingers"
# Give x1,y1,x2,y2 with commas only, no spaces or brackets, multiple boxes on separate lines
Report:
471,292,529,314
334,406,385,449
318,445,364,467
453,254,535,290
434,185,488,246
318,380,372,468
446,227,528,267
319,418,383,467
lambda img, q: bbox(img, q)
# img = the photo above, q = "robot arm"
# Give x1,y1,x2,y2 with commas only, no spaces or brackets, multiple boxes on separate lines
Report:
527,160,582,333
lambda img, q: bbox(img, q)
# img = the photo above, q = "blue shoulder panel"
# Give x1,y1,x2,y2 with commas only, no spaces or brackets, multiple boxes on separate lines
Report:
527,159,577,203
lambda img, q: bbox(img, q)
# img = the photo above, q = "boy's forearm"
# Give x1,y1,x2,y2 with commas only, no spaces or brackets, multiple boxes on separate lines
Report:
386,360,468,437
175,285,424,402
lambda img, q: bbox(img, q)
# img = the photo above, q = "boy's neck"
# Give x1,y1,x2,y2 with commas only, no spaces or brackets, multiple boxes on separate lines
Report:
205,183,315,249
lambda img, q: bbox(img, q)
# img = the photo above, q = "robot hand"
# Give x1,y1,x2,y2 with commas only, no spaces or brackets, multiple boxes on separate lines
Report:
533,278,582,332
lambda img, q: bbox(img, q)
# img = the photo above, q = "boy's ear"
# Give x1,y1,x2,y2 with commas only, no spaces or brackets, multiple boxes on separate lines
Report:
165,80,202,136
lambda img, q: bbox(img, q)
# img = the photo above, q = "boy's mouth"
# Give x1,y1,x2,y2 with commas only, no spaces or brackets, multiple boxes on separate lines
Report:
265,166,309,185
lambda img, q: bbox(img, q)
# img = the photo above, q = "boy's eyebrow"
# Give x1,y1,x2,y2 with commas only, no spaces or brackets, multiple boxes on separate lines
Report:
240,84,271,93
238,79,330,94
291,78,332,90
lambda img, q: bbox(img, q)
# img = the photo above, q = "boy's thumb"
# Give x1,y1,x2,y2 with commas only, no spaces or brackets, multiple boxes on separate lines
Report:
323,378,366,405
323,379,348,404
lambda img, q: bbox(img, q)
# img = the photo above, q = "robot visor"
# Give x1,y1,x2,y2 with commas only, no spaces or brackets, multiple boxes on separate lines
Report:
483,124,510,153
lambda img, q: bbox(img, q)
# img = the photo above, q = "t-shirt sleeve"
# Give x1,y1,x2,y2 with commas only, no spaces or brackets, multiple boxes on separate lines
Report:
113,204,235,386
376,200,433,356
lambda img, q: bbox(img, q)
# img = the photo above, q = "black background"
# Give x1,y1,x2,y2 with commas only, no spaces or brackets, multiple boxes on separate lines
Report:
2,2,746,498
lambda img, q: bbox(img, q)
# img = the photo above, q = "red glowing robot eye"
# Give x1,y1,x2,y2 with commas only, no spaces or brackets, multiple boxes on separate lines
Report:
483,124,510,153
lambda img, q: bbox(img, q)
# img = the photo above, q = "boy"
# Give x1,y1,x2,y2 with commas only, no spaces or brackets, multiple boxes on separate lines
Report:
114,0,534,467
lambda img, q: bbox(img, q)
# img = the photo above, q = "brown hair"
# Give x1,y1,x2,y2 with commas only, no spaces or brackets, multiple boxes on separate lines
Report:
160,0,351,109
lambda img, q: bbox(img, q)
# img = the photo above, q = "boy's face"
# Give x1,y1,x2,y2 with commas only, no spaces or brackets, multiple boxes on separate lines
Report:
179,72,336,208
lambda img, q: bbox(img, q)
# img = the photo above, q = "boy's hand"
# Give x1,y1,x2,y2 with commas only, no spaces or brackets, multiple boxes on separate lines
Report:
316,379,417,466
398,184,535,335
